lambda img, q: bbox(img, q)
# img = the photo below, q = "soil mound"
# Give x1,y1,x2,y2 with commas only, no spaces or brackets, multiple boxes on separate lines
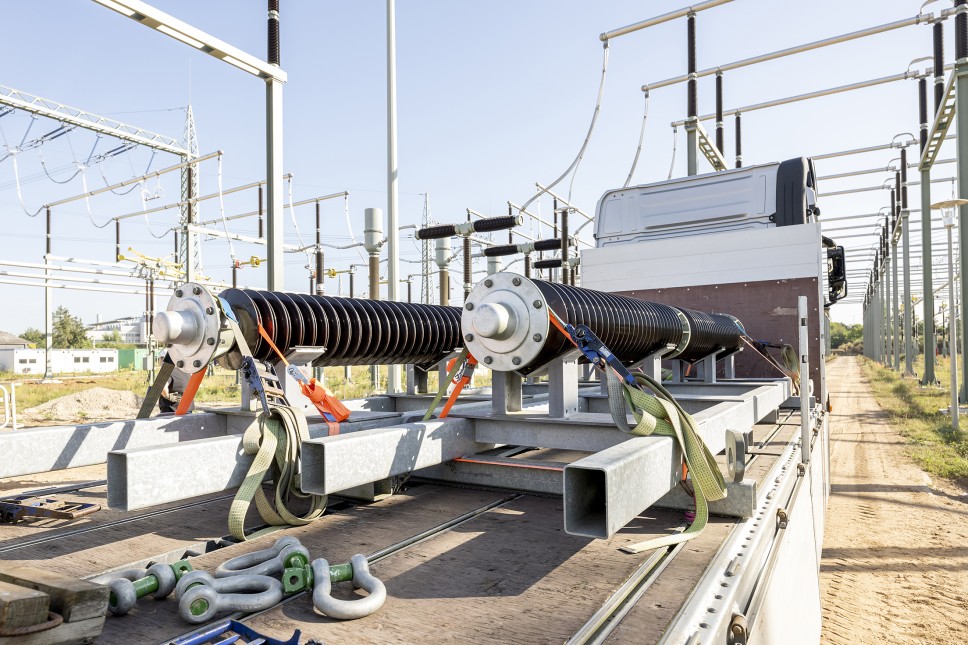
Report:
24,387,141,422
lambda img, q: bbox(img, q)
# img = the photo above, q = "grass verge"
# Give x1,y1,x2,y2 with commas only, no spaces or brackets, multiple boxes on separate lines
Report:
859,355,968,483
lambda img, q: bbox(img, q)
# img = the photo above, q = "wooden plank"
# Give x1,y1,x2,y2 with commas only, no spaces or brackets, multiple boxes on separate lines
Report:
98,484,506,644
0,581,49,629
0,615,104,645
240,496,691,644
0,567,107,623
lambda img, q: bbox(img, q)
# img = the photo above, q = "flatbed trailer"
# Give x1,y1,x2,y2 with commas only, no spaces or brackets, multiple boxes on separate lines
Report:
0,394,825,644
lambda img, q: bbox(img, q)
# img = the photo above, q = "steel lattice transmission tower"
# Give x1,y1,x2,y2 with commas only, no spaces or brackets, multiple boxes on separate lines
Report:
420,193,435,304
179,104,201,281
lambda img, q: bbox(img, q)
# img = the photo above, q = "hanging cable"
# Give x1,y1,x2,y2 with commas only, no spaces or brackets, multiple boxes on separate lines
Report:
139,180,169,239
97,146,155,195
344,192,367,262
624,91,651,188
9,154,44,217
216,155,238,263
519,41,609,213
287,176,316,280
667,125,679,180
38,132,98,185
79,167,114,229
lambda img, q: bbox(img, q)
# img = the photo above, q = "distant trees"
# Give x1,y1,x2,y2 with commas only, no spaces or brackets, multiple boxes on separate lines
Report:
51,306,92,349
20,327,44,347
830,322,863,349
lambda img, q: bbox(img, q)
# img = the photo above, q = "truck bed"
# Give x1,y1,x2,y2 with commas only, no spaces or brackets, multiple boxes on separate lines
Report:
0,416,800,644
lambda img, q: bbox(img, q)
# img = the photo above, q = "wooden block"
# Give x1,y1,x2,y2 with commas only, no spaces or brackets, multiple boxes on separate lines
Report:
0,567,107,623
0,615,104,645
0,581,49,629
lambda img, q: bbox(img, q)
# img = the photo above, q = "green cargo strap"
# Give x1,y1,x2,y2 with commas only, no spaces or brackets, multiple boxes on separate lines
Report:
224,317,327,541
421,347,470,422
138,359,174,419
606,370,726,554
228,404,327,541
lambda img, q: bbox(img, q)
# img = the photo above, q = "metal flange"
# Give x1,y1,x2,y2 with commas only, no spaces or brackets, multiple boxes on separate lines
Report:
461,272,549,372
153,283,226,373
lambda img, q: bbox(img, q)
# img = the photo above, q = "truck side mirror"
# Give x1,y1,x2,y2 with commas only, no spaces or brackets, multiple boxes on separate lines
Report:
827,246,847,303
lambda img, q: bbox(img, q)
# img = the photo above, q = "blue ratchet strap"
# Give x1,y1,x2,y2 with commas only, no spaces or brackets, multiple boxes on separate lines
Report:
548,309,637,387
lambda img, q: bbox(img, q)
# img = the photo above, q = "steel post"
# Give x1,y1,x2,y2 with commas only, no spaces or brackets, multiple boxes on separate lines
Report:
266,78,284,290
959,61,968,401
43,208,53,381
882,261,889,364
799,296,810,464
949,221,961,430
386,0,401,394
884,255,892,365
923,168,936,382
902,146,914,375
892,237,900,371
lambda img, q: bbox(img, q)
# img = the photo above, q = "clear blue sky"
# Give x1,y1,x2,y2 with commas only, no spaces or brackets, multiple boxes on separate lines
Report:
0,0,952,334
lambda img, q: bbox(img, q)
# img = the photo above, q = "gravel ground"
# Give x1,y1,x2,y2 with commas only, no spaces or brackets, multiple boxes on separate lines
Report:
821,357,968,644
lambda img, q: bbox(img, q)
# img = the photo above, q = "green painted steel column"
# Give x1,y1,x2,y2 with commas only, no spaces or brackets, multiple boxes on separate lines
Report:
958,60,968,401
953,0,968,399
881,257,891,367
922,168,936,382
903,234,914,374
893,236,901,372
885,253,892,366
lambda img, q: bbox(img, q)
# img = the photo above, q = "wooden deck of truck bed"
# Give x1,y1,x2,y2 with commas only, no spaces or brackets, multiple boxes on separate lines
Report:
0,416,799,644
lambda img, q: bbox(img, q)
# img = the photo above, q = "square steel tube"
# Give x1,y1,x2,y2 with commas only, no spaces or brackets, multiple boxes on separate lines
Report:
300,418,486,495
564,436,681,539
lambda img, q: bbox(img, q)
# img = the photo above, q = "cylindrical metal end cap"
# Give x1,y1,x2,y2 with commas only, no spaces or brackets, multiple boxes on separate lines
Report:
158,283,223,374
461,272,548,372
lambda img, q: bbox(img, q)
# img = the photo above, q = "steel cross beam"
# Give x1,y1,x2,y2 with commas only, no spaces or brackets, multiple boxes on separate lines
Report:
0,84,186,156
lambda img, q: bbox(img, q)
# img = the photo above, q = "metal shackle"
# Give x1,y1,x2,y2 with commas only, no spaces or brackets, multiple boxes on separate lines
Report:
94,562,185,616
311,554,387,620
176,571,284,624
214,536,309,578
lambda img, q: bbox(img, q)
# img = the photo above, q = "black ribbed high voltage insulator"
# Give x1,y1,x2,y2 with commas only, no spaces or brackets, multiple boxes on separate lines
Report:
483,244,520,257
532,259,563,270
268,0,280,66
534,238,565,252
474,215,520,233
514,280,743,375
414,224,458,240
900,147,908,209
919,77,929,153
676,308,744,361
715,72,725,155
414,215,522,240
687,14,697,119
957,0,968,60
219,289,462,368
934,21,945,113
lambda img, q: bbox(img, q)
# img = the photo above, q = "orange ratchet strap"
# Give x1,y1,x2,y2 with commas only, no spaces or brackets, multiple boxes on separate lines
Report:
257,324,350,428
175,369,205,416
439,354,478,418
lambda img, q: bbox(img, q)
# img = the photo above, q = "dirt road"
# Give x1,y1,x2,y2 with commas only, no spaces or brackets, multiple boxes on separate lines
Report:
821,357,968,644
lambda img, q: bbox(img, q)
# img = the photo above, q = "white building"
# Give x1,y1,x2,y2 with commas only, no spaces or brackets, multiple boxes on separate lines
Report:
0,349,119,376
88,315,148,345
